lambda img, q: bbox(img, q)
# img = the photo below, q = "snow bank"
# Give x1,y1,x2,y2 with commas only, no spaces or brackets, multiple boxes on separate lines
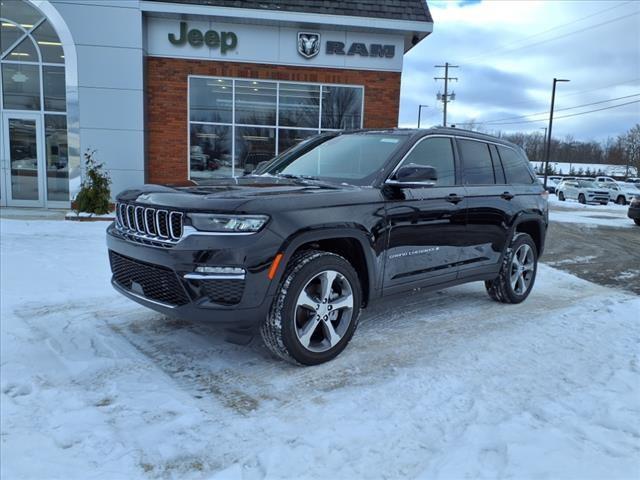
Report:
1,219,639,479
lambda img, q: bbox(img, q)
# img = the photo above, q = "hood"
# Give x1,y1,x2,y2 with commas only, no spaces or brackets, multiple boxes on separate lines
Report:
116,176,377,213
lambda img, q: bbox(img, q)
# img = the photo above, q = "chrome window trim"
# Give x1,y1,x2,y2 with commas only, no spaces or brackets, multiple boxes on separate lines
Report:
386,134,458,186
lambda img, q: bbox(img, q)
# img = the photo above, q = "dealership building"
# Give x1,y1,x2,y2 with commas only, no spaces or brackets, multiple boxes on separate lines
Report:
0,0,433,208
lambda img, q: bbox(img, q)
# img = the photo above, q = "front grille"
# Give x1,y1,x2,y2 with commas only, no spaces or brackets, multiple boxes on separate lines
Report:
194,279,245,305
109,251,189,306
115,202,183,245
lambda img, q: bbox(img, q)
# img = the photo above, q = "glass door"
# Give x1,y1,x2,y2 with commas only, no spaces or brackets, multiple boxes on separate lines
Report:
2,113,45,207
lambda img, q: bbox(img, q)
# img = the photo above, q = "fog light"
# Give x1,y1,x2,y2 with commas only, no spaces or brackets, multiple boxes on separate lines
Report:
195,266,245,275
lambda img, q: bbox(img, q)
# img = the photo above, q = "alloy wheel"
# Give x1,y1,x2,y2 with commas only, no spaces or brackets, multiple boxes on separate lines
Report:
510,244,535,296
294,270,354,353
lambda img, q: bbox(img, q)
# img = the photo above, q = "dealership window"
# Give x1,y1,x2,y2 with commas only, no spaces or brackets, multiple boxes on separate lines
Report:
1,0,69,203
189,76,364,180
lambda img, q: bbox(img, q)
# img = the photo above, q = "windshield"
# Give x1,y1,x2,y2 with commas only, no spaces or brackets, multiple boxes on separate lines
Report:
578,180,596,188
262,133,409,185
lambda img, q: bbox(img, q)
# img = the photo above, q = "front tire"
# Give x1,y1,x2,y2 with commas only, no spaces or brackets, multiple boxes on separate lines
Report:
558,191,565,201
485,233,538,304
634,219,640,226
260,250,362,365
616,196,627,205
579,194,586,204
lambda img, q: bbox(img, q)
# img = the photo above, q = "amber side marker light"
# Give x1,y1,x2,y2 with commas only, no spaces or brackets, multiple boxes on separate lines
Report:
268,253,284,280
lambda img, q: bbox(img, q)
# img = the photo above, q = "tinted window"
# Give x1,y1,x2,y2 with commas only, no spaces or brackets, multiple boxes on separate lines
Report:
458,139,495,185
498,146,535,185
402,137,456,186
489,144,506,184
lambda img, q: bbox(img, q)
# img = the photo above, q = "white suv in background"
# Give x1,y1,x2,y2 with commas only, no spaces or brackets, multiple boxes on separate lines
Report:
599,181,640,205
595,176,617,185
557,179,610,204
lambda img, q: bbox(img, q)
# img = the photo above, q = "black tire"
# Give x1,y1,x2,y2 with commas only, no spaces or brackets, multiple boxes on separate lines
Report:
578,194,586,204
616,196,626,205
635,219,640,226
600,201,608,205
260,250,362,366
558,191,565,201
485,233,538,304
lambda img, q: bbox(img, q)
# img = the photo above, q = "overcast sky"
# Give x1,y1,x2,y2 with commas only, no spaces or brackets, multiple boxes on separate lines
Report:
399,0,640,141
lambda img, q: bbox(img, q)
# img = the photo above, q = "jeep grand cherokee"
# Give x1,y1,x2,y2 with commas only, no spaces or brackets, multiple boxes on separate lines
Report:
107,128,548,365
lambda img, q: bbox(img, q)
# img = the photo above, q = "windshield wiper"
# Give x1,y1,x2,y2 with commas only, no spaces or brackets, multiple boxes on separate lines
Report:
276,173,319,181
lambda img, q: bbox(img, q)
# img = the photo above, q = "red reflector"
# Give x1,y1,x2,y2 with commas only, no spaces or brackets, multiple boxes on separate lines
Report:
268,253,284,280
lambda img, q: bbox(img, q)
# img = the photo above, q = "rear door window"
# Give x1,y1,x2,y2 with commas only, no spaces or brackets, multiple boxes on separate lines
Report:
401,137,456,186
458,139,495,185
498,146,535,185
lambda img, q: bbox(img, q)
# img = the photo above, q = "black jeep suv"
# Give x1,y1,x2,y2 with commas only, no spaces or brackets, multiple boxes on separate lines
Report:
107,128,548,365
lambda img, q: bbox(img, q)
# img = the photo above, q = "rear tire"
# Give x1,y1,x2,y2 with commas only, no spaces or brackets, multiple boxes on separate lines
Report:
558,191,565,201
578,194,586,204
260,250,362,366
635,219,640,226
485,233,538,304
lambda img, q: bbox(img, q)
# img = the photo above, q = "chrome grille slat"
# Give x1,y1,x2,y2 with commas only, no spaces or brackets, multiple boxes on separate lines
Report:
115,202,183,246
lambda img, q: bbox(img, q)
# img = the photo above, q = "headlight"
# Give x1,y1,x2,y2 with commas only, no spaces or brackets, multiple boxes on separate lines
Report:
188,213,269,233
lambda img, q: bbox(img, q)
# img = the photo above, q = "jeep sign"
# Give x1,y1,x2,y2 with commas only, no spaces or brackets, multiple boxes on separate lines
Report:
168,21,238,54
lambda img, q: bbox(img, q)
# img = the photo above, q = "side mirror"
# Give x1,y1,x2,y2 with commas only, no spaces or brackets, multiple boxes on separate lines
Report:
390,163,438,186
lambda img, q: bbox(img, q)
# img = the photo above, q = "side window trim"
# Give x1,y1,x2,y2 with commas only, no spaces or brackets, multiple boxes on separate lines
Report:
386,134,458,187
455,137,496,186
489,144,507,185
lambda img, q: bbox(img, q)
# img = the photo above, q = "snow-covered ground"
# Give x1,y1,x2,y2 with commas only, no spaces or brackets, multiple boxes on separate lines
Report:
548,196,635,228
1,219,639,479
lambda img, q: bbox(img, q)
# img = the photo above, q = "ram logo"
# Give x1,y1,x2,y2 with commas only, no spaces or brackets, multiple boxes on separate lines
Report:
297,32,320,59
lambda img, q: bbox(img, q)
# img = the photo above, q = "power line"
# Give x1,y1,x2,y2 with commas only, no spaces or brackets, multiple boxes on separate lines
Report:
477,99,640,126
460,9,639,64
459,1,634,63
480,93,640,125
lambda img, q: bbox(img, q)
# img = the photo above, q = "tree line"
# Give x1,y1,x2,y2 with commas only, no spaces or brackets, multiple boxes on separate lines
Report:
464,123,640,174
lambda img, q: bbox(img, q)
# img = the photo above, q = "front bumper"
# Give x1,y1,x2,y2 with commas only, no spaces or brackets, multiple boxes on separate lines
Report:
106,222,282,328
628,205,640,220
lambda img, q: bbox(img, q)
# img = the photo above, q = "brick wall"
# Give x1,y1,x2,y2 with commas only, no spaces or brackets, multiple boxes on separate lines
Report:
146,57,402,185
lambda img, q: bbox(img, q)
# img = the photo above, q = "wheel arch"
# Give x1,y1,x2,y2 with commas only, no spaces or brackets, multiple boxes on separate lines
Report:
269,226,379,306
510,215,546,257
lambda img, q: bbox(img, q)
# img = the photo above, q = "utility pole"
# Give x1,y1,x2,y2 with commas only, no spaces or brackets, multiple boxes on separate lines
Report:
543,77,570,188
417,104,428,128
540,127,547,175
434,62,458,127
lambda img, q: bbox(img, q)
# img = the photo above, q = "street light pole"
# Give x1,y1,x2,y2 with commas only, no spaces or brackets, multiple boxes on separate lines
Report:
543,78,570,188
417,104,428,128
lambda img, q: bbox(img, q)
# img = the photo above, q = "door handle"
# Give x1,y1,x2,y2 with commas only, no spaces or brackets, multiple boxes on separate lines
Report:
501,191,515,200
446,193,464,204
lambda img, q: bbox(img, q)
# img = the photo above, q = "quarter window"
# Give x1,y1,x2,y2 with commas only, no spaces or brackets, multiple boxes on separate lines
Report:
458,139,495,185
401,137,456,186
498,146,535,184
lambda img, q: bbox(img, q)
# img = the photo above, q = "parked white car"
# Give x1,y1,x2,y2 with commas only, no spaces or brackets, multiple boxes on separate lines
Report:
599,181,640,205
625,177,640,184
556,179,610,204
595,176,617,185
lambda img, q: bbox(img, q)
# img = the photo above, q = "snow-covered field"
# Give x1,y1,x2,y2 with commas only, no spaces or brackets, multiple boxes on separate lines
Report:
1,219,639,479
